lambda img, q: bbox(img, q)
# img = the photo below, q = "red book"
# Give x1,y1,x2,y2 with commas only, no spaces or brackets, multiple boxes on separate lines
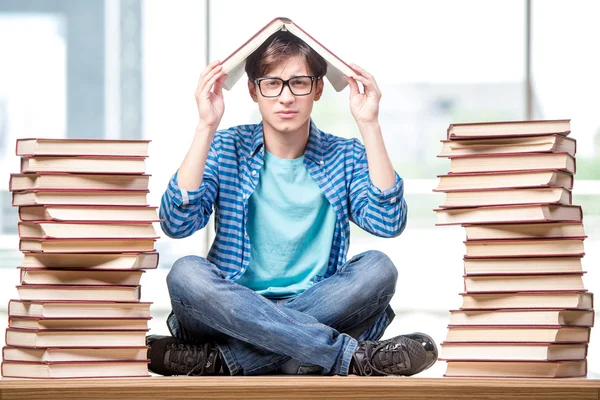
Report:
435,204,583,226
9,173,151,192
19,267,145,286
19,238,156,253
438,134,576,157
1,360,150,378
20,252,159,270
444,360,587,378
16,284,142,302
8,300,152,318
221,17,354,92
5,328,148,348
3,345,148,363
21,155,146,174
18,221,158,240
16,138,150,157
446,119,571,140
18,205,160,222
12,189,149,207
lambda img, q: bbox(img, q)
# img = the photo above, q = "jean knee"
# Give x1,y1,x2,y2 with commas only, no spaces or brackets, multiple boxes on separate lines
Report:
166,255,215,300
362,250,398,296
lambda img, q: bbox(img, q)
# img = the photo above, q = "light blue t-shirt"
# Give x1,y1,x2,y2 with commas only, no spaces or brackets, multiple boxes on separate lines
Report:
235,150,337,299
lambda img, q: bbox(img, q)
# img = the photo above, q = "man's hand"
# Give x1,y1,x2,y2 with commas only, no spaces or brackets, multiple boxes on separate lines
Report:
195,60,228,132
344,64,381,125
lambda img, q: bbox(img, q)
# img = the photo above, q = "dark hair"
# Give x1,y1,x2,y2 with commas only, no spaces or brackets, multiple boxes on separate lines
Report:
245,31,327,81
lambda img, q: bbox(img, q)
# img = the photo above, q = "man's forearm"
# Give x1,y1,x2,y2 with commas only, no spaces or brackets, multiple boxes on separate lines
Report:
177,125,215,191
358,121,396,191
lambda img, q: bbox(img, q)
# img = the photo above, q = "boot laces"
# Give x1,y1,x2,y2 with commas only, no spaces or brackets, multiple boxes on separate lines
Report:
165,342,219,376
361,340,411,376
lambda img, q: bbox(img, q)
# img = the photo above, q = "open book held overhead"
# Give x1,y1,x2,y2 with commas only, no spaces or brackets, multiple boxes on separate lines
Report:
221,17,354,92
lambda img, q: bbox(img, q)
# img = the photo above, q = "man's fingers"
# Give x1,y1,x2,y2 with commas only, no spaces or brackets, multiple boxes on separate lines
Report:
197,65,224,97
203,71,226,97
350,74,380,97
344,76,360,97
213,73,228,97
350,63,373,79
350,63,380,91
196,60,222,94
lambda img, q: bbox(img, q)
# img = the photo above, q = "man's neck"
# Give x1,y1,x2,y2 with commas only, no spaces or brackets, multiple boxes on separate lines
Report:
262,120,310,159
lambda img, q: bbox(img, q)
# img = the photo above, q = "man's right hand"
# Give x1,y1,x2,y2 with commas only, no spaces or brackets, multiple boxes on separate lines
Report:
195,60,228,133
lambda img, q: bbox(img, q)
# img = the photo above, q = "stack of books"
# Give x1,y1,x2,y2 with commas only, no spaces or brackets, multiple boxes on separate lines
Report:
434,120,595,378
1,138,160,379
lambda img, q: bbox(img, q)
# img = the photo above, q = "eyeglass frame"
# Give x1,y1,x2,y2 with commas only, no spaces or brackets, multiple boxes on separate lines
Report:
253,75,319,98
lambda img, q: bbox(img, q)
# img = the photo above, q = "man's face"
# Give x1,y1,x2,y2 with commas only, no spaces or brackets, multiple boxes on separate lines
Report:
248,55,323,136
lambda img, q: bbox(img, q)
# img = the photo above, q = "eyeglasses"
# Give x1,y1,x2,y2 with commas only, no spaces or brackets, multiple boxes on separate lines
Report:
254,76,318,98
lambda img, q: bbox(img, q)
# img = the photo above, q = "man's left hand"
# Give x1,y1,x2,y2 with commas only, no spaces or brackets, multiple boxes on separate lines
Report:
344,64,381,125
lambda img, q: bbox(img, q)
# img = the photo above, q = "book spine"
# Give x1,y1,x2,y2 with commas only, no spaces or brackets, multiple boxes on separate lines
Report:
568,190,573,204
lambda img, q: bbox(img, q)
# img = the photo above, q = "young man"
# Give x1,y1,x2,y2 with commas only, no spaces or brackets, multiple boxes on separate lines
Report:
148,31,437,377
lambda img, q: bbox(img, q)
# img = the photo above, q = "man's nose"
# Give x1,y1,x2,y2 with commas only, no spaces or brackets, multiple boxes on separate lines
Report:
278,84,295,102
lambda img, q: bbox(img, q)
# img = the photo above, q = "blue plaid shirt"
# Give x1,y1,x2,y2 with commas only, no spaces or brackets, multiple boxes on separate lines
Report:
160,120,407,341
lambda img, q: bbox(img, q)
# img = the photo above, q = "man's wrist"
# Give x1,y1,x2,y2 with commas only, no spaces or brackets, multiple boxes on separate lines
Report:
195,123,216,138
357,120,381,137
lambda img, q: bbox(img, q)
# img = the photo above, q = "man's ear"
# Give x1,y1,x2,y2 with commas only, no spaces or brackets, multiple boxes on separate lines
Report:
248,79,258,103
314,77,325,101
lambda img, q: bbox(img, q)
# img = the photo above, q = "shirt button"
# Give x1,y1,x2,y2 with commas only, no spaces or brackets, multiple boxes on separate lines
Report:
390,197,396,204
319,160,324,165
243,194,247,200
251,170,257,176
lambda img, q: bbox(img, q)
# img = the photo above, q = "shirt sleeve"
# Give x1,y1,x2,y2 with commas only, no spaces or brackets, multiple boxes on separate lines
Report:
347,139,408,237
159,140,220,238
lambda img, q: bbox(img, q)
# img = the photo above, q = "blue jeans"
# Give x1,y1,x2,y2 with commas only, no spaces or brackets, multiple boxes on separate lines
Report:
165,250,397,376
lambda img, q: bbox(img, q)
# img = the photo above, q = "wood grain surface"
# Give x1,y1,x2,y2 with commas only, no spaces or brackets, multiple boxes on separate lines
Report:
1,376,599,400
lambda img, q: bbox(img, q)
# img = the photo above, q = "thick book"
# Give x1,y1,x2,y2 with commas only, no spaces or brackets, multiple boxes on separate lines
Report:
5,328,148,347
463,273,585,292
21,156,146,174
16,138,150,157
448,309,594,327
9,173,150,192
16,284,141,302
448,152,575,174
460,292,593,310
463,257,583,275
19,205,160,222
464,238,585,258
463,222,586,240
1,360,150,378
21,252,159,270
18,221,158,240
8,300,152,318
438,134,576,157
441,187,571,208
19,268,144,286
435,170,574,192
20,238,156,253
435,204,582,226
12,190,149,206
440,342,587,361
221,17,354,92
445,326,590,343
2,346,148,363
444,360,586,378
446,119,571,139
8,316,151,330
